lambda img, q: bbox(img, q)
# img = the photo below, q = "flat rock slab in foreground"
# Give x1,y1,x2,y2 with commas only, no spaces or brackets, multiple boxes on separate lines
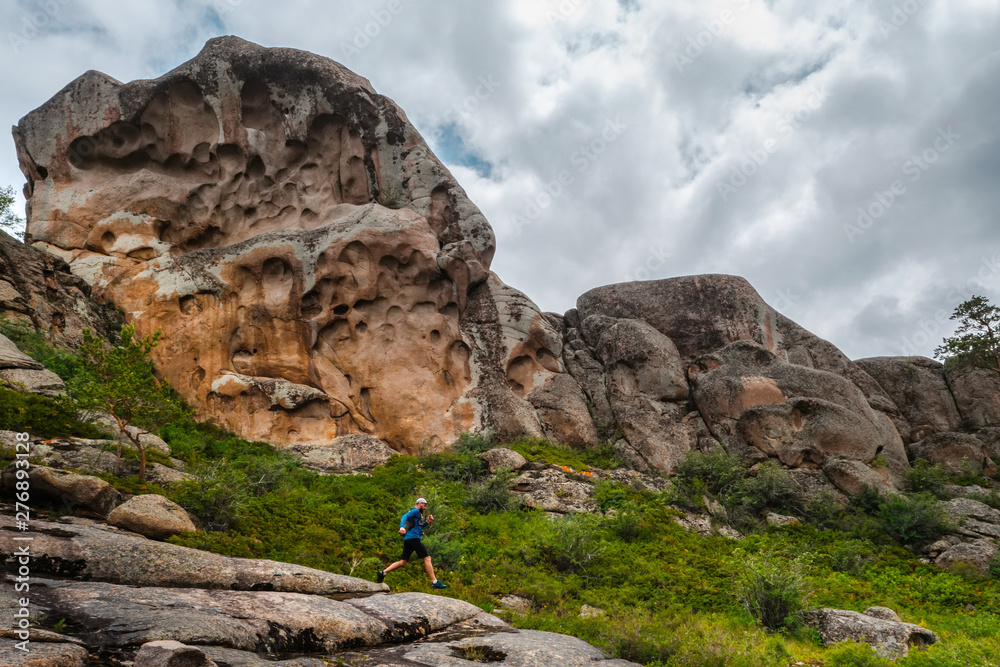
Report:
0,639,89,666
337,629,641,666
0,514,386,594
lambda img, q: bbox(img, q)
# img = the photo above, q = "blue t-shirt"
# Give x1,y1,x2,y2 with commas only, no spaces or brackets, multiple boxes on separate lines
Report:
400,507,426,540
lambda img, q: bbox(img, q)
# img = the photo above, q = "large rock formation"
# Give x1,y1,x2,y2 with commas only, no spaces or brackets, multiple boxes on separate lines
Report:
14,36,572,453
12,37,1000,490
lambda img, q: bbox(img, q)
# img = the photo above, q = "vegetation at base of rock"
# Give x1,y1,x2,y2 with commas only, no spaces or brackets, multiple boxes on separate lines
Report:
75,325,190,480
876,494,954,547
0,185,24,239
0,386,106,439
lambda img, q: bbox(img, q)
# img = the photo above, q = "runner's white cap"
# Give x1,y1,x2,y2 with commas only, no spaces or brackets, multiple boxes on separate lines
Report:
416,497,428,504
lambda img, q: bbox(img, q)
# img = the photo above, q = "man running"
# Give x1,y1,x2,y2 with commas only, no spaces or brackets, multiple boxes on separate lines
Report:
377,497,448,589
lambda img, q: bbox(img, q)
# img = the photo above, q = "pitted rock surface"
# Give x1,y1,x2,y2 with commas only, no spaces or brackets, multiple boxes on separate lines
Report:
803,607,937,659
15,36,582,454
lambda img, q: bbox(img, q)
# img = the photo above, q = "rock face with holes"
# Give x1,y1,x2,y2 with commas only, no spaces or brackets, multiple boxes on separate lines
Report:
15,37,576,454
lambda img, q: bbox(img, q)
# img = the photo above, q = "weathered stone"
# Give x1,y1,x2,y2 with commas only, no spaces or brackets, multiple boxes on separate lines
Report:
939,497,1000,526
0,335,66,396
134,640,218,667
909,432,997,477
1,464,121,516
946,367,1000,427
287,434,395,474
690,341,907,485
822,459,894,497
511,467,597,514
478,447,527,472
0,231,122,348
935,542,998,576
527,373,600,448
28,439,193,485
29,578,388,652
765,512,800,526
855,356,962,437
14,36,576,456
579,604,606,619
199,647,329,667
575,276,896,415
0,367,67,397
803,608,937,659
344,593,497,643
863,606,902,623
108,493,198,539
343,629,640,666
498,595,532,614
0,639,89,666
0,515,386,595
974,426,1000,462
91,414,172,455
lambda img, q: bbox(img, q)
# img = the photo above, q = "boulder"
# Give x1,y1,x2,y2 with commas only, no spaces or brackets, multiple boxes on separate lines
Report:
134,641,218,667
510,467,597,514
854,357,961,436
0,231,122,348
946,367,1000,427
938,498,1000,538
108,494,198,539
199,647,329,667
975,427,1000,461
478,447,527,472
579,604,606,619
935,541,998,576
863,606,902,623
29,578,390,652
13,36,571,456
908,432,996,477
575,276,895,414
803,607,937,658
28,438,192,485
527,373,600,448
287,434,395,474
0,333,66,397
498,595,532,614
0,514,387,594
1,464,121,516
690,341,908,485
0,639,89,666
822,459,894,497
340,629,641,666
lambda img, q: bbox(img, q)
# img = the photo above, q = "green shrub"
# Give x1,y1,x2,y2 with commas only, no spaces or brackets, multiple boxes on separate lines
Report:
595,480,630,511
0,319,88,386
904,460,952,496
465,471,522,514
990,551,1000,579
829,539,877,575
0,386,105,438
968,490,1000,510
422,451,486,483
802,491,844,527
825,641,891,666
454,432,496,454
171,461,254,531
726,462,800,528
674,450,747,500
733,552,810,631
877,493,952,547
538,514,605,573
851,483,886,515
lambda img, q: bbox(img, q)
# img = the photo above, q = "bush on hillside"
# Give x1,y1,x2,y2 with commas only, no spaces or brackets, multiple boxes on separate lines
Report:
877,493,953,547
733,552,810,631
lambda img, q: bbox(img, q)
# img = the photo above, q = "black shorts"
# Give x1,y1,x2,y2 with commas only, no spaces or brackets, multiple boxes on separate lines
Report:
400,538,429,561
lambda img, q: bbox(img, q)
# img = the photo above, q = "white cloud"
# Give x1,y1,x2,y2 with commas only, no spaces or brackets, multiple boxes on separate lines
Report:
0,0,997,362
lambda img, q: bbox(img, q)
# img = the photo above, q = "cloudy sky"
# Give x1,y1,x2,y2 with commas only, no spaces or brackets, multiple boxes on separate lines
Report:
1,0,998,360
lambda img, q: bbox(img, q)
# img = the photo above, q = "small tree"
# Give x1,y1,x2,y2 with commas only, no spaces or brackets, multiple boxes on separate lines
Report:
75,324,188,480
935,295,1000,375
0,185,25,240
